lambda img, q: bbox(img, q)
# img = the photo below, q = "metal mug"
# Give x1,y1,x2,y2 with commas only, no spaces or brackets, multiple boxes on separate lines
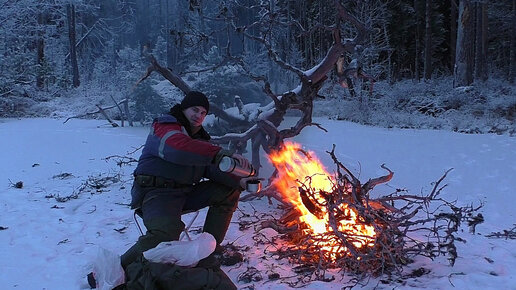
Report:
246,179,262,193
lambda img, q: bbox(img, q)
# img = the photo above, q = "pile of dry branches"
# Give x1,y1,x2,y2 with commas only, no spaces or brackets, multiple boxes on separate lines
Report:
262,145,483,283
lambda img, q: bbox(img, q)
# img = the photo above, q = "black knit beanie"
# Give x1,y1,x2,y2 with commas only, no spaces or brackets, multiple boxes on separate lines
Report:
180,91,210,113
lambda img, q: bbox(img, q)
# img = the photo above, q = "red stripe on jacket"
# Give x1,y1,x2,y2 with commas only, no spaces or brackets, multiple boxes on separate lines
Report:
153,122,221,158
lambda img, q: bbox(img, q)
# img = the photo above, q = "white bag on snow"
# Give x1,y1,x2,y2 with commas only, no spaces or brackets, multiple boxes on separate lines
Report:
143,232,216,267
91,247,125,290
90,233,215,289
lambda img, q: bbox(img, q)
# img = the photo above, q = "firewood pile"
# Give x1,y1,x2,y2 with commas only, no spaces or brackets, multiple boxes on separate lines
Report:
255,144,483,285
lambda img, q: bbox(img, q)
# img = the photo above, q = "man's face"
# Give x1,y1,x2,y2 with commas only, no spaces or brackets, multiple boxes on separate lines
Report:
183,106,207,128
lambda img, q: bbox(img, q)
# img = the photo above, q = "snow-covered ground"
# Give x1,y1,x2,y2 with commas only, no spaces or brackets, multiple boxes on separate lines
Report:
0,117,515,289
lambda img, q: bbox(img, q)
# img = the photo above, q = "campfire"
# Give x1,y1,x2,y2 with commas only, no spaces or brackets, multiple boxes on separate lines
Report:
269,142,376,261
257,141,483,282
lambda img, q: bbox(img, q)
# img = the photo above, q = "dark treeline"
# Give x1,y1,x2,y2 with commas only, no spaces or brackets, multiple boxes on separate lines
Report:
0,0,514,112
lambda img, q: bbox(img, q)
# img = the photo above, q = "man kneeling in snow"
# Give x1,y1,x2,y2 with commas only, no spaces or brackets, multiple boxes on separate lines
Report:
89,91,252,289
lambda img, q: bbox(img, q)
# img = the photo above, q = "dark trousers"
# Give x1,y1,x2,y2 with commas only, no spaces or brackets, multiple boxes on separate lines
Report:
120,181,241,268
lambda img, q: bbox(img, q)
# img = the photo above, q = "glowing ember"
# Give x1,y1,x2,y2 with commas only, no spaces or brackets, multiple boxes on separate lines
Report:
268,142,376,257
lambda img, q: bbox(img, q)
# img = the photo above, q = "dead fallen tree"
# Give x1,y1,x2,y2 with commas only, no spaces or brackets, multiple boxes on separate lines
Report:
133,1,371,177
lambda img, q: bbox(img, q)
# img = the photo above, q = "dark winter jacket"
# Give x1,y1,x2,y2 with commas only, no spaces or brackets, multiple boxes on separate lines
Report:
131,105,240,207
134,106,220,182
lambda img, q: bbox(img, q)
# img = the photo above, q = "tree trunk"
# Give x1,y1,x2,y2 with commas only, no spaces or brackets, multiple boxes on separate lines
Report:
177,0,187,71
450,0,457,71
166,0,174,67
67,4,80,88
482,3,488,81
414,0,421,81
36,12,45,89
136,0,151,53
383,23,393,84
454,0,474,87
510,0,516,83
474,2,487,81
424,0,432,80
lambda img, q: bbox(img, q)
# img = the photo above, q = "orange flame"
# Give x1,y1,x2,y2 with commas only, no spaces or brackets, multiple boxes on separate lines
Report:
268,142,376,257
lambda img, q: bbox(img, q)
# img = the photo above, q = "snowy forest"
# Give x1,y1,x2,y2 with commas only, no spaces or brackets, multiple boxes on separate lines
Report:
1,1,516,289
1,0,515,136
